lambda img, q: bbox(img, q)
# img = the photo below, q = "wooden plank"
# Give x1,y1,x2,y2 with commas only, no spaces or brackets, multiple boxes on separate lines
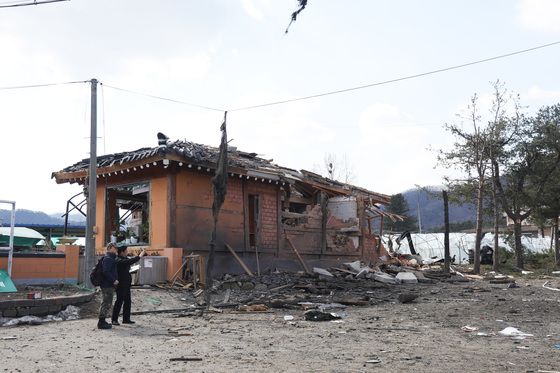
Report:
284,234,311,274
320,192,327,258
276,188,281,258
225,243,254,276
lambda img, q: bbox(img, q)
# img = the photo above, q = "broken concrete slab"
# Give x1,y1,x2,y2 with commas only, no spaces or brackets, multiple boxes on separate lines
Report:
343,261,362,273
313,267,334,277
372,271,400,284
396,272,418,284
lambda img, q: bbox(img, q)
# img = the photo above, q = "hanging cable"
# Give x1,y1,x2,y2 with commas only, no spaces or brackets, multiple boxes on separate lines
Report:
228,40,560,112
101,83,226,112
0,0,69,9
0,80,88,90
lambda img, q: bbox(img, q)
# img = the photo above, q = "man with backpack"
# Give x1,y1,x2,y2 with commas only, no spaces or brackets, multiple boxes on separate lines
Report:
97,243,119,329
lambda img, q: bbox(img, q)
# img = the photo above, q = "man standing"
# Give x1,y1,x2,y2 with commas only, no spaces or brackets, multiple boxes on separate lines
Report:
112,246,146,325
98,243,119,330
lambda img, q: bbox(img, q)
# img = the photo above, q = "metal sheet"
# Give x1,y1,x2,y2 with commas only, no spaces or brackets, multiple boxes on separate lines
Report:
0,269,17,292
137,256,167,285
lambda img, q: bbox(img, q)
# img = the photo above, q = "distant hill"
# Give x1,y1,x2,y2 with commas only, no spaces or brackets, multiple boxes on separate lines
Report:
401,186,477,231
0,209,85,226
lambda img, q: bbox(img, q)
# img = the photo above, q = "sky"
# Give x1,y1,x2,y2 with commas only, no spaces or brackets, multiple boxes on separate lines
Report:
1,0,560,214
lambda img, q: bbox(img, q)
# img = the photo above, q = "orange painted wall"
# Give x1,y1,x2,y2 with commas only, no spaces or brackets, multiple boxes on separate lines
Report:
161,247,183,281
150,176,169,248
175,170,245,251
95,183,107,252
0,245,79,284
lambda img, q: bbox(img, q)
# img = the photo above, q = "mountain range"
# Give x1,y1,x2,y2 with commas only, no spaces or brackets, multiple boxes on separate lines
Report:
0,209,85,226
400,186,476,230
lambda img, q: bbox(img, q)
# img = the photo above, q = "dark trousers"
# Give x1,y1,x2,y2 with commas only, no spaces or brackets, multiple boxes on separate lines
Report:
112,284,132,322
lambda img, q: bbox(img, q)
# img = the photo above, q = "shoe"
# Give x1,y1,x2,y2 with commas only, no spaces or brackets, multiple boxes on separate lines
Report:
122,320,136,324
111,320,120,326
97,319,112,329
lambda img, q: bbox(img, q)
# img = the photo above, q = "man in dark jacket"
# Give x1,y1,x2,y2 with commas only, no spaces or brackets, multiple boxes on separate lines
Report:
98,243,119,330
111,246,146,325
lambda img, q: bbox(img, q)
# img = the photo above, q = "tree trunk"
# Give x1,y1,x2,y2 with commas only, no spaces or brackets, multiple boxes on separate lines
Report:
492,206,500,271
492,174,500,272
513,219,524,270
553,217,560,269
443,190,450,274
474,180,484,274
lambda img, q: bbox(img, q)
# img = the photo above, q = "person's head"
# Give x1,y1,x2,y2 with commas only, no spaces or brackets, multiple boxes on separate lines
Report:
117,245,128,257
106,243,117,254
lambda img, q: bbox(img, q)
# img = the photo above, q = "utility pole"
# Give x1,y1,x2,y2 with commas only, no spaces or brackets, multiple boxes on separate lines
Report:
443,190,450,274
85,78,98,287
416,189,422,233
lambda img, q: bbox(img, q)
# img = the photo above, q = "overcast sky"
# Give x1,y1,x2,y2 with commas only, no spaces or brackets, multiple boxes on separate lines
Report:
1,0,560,214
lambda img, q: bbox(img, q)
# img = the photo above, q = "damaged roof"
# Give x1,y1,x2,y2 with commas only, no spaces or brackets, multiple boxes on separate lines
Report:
52,136,390,204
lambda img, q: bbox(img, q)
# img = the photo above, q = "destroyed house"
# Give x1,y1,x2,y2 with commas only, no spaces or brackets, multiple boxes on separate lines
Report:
52,136,395,273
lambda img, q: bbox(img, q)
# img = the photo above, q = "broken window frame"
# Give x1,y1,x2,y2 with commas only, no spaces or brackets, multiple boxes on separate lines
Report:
104,181,150,246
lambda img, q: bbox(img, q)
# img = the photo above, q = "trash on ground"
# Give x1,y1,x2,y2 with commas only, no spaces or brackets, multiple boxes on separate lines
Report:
498,327,534,339
461,325,479,332
1,305,80,327
304,309,342,322
238,304,269,312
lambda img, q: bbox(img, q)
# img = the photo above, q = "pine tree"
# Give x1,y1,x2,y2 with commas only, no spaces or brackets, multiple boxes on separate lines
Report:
385,193,417,232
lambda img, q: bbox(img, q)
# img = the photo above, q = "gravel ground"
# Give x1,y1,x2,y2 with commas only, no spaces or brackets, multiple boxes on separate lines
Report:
1,277,560,372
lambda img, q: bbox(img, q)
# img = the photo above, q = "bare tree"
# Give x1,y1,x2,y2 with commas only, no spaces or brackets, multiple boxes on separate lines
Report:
439,94,490,274
323,153,355,184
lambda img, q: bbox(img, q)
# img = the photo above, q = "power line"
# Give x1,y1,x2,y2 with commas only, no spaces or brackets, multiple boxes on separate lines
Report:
228,40,560,112
1,40,559,114
101,84,225,112
0,0,69,9
0,80,88,90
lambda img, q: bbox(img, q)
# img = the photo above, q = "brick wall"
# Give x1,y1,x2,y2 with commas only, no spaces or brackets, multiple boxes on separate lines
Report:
246,182,278,251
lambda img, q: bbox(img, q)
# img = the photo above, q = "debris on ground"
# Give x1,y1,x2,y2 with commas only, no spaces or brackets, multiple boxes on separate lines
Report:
1,305,80,327
304,309,342,321
498,327,534,339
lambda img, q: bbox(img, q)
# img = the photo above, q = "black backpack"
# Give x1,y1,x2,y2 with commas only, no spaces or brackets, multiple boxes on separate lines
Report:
89,257,105,286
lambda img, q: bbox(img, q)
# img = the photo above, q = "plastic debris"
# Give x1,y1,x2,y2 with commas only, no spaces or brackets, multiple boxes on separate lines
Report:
312,267,334,277
461,325,479,332
1,305,80,327
304,309,341,322
498,327,533,339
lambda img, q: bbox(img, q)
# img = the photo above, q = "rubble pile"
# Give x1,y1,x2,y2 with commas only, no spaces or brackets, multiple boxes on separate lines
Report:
191,258,467,313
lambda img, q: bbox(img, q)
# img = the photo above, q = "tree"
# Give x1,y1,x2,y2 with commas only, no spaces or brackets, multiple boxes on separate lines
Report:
321,153,355,184
523,104,560,268
439,81,518,273
384,193,417,232
439,93,491,274
492,105,560,269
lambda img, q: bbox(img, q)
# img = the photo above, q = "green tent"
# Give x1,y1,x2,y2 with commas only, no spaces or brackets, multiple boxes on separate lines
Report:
0,269,17,293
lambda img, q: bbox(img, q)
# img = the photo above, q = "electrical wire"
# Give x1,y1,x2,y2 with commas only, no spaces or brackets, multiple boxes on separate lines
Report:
0,0,68,9
0,80,88,90
1,40,559,115
228,40,560,112
101,83,226,112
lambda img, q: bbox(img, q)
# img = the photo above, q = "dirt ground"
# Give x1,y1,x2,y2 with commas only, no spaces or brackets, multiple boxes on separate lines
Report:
2,275,560,373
